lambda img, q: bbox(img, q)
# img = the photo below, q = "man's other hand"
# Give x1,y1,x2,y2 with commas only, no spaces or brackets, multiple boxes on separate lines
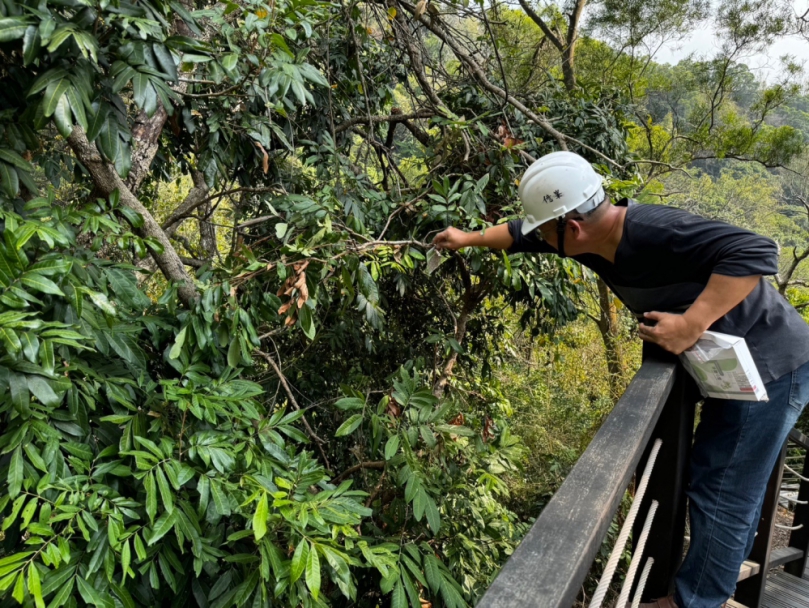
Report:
433,227,468,250
638,311,702,355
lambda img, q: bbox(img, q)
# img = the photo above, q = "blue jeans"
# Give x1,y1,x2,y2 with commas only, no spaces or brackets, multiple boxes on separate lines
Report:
674,360,809,608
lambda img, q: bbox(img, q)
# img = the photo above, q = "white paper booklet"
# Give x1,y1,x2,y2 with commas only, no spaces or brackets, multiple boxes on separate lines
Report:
679,331,768,401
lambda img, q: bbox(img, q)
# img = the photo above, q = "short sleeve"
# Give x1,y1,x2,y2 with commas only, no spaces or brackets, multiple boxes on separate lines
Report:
631,205,779,277
507,219,555,254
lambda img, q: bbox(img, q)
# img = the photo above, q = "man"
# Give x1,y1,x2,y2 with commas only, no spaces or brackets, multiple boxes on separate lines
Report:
432,151,809,608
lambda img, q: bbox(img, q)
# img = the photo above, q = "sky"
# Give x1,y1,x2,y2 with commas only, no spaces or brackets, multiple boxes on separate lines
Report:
649,0,809,83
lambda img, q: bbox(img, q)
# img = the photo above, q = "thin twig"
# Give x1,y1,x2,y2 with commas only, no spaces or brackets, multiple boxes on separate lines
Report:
254,349,331,470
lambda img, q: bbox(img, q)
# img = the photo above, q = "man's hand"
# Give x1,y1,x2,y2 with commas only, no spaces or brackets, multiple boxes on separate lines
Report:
433,224,514,251
638,311,703,355
433,227,469,251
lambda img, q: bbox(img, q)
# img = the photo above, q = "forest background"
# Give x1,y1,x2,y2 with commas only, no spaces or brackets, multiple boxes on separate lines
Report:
1,0,809,606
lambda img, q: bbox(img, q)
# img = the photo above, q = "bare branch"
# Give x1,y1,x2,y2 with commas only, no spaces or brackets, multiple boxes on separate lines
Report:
332,461,386,484
334,110,435,134
162,186,282,232
162,171,210,238
515,0,564,51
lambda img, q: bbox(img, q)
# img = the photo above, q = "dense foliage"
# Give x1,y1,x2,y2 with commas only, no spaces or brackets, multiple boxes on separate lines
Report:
0,0,808,606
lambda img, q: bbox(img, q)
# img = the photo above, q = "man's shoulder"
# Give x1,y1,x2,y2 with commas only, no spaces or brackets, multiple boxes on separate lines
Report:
625,201,695,228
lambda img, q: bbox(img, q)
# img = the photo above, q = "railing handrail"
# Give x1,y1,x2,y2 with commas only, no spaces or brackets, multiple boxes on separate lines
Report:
478,356,679,608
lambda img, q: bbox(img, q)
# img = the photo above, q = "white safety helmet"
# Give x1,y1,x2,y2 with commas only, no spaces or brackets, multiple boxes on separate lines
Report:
517,151,605,235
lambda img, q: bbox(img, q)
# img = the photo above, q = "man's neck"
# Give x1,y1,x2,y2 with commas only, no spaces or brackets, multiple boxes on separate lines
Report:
586,205,627,263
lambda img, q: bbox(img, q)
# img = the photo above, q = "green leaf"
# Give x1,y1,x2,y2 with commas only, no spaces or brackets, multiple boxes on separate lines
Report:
65,86,88,132
413,488,427,521
425,496,440,534
28,68,68,97
134,534,146,561
290,540,308,584
53,94,73,138
0,149,33,172
144,472,157,523
42,79,71,118
148,510,177,545
298,304,316,340
0,161,19,198
21,272,64,296
29,258,72,276
22,25,40,66
423,555,441,593
20,332,39,363
152,44,178,81
227,336,240,368
8,372,29,415
0,17,28,43
155,467,174,514
86,104,109,142
84,290,116,315
419,425,436,448
305,544,321,600
8,447,23,498
169,326,187,360
334,397,364,411
252,493,268,541
335,414,363,437
210,480,230,516
384,434,400,460
0,327,21,353
221,52,239,72
98,119,120,162
392,580,406,608
28,376,61,407
76,576,106,607
12,572,24,603
120,539,131,581
290,78,308,106
40,340,54,375
45,576,74,608
28,563,44,608
46,26,73,53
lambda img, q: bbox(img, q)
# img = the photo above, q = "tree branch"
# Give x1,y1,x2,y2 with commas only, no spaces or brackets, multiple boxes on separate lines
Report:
334,110,435,134
397,0,568,150
516,0,564,51
162,171,210,237
66,126,198,307
332,461,385,484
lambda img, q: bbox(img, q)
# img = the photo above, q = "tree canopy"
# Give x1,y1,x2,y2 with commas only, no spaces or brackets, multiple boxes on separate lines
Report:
1,0,808,606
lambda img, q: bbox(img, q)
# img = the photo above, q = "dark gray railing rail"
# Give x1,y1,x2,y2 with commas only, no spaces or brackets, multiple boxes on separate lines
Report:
479,351,698,608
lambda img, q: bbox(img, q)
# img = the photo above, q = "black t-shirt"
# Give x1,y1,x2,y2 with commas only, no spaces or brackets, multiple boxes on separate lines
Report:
507,199,809,384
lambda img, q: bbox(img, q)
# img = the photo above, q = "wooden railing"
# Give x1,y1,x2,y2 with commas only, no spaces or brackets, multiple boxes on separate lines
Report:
478,347,699,608
478,346,809,608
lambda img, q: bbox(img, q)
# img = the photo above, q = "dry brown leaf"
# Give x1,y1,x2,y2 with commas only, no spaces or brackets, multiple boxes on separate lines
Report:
255,141,269,174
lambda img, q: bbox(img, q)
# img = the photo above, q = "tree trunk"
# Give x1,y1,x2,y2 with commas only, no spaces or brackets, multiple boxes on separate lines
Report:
67,127,198,307
595,277,624,400
560,0,586,92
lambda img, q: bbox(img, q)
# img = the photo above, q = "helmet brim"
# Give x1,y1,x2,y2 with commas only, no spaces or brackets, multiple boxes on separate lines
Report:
520,217,545,235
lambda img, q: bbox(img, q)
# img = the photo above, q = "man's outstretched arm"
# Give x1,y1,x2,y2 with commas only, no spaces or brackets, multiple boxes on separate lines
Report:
432,224,514,250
